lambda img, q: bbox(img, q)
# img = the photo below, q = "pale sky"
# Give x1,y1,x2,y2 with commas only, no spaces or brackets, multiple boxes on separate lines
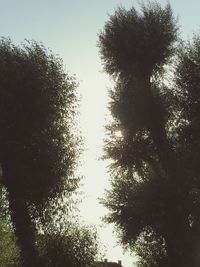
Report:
0,1,200,266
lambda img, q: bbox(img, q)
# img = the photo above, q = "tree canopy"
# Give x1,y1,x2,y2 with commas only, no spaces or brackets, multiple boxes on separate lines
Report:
98,2,178,78
0,38,79,205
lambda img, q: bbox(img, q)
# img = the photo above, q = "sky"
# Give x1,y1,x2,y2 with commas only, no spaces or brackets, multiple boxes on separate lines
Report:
0,0,200,266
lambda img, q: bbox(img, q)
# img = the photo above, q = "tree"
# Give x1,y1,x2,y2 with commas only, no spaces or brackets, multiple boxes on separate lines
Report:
0,38,80,267
38,220,100,267
98,2,200,267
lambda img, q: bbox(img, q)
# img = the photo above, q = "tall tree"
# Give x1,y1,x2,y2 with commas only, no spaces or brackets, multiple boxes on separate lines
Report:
98,2,200,266
0,39,80,267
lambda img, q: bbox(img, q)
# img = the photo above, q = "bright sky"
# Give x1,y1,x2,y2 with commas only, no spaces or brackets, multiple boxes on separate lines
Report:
0,1,200,266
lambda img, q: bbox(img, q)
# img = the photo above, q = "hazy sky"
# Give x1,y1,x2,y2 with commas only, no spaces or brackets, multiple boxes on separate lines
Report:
1,1,200,266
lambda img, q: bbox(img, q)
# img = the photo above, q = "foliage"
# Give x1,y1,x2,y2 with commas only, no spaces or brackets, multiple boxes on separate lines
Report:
36,188,101,267
0,225,21,267
0,186,21,267
38,221,100,267
99,1,200,267
98,1,178,78
0,185,100,267
0,38,79,205
134,229,169,267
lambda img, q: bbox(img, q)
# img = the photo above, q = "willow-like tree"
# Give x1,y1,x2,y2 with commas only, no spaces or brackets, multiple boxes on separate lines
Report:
0,39,79,267
98,2,200,267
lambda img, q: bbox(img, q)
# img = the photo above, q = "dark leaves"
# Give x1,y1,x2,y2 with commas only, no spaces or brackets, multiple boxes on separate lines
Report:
98,2,178,78
0,39,80,205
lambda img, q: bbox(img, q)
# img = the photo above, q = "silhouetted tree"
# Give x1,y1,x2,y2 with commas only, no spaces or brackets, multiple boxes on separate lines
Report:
0,38,80,267
38,221,100,267
98,2,200,267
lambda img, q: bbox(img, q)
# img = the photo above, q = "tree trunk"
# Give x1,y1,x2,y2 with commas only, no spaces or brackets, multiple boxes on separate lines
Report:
6,183,42,267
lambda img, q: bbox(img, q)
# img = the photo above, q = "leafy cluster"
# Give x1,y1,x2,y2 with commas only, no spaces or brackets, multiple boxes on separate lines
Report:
98,2,178,78
38,221,99,267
